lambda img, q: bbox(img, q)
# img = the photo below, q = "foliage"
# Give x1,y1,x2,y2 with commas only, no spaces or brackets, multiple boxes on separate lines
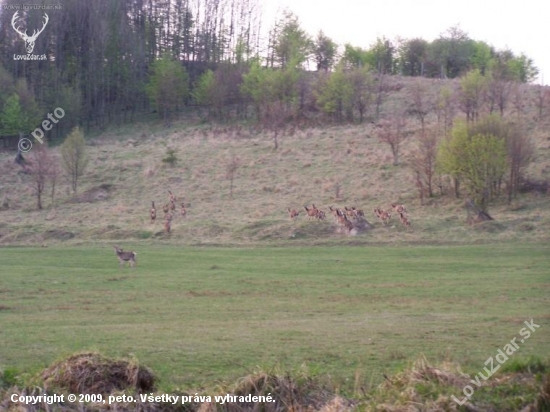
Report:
268,11,312,69
458,69,487,122
162,148,179,167
146,56,189,120
0,94,27,135
437,120,507,211
313,31,337,71
60,127,88,193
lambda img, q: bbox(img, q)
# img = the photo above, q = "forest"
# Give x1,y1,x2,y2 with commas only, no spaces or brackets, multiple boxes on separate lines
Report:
0,0,540,139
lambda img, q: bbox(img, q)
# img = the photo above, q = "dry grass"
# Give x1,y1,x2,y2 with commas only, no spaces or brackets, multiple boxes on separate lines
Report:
41,352,155,394
0,76,549,248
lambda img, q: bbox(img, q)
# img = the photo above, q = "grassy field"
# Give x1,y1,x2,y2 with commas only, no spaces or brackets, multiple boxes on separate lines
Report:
1,243,548,394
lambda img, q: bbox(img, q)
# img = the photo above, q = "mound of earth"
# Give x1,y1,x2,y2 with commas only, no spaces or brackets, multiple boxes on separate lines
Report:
41,352,155,394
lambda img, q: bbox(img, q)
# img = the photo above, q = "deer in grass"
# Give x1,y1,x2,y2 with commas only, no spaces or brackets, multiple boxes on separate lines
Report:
344,207,356,219
352,207,364,218
287,208,300,220
170,200,176,212
316,209,326,220
168,190,176,204
164,213,173,233
113,246,137,268
391,204,408,216
304,205,318,220
181,203,187,218
373,208,392,226
163,203,170,214
398,212,411,230
150,201,156,222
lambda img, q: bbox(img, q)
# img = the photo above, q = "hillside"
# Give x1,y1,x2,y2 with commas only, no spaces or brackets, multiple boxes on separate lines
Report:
1,76,549,247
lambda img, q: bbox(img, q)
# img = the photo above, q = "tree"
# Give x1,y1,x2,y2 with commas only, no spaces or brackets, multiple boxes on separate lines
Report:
410,129,438,202
458,69,487,122
408,80,431,131
26,143,56,210
313,31,337,72
268,11,311,69
437,120,507,211
0,94,27,135
60,127,89,193
146,55,189,120
398,38,428,77
376,111,408,165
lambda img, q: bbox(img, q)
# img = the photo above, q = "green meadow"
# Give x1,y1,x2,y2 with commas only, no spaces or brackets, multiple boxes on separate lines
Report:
1,243,548,393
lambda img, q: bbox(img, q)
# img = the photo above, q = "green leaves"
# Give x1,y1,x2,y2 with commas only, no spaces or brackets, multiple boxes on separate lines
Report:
437,120,507,211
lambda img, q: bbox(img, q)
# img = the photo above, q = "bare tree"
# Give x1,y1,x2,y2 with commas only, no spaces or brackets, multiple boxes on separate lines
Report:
506,126,535,203
225,155,241,199
376,111,408,165
435,85,455,136
26,143,55,210
408,80,431,132
410,129,438,202
511,83,526,119
534,84,550,121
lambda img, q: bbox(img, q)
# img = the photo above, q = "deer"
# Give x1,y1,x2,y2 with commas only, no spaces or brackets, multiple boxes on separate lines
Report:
113,246,137,268
150,201,156,222
344,207,356,219
11,12,49,54
170,200,176,212
304,205,318,220
164,213,173,233
391,204,408,216
168,190,176,204
352,207,365,218
287,208,300,220
316,210,326,220
181,203,187,218
398,212,411,230
374,208,392,226
163,203,169,214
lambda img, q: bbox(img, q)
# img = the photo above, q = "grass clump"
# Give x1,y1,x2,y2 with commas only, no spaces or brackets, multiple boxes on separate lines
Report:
41,352,155,395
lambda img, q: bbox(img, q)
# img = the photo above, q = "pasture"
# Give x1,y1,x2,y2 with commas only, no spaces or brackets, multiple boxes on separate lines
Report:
1,243,548,394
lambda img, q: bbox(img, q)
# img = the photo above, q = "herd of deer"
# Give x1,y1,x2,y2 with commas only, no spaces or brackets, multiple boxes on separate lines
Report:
150,190,186,233
288,203,411,232
114,198,410,268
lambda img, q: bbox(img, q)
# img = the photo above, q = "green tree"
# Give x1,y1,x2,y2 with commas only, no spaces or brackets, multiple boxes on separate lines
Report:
314,31,337,72
315,67,353,122
60,127,89,193
437,121,507,211
398,38,428,76
0,94,27,135
268,11,311,69
146,55,189,120
458,69,487,122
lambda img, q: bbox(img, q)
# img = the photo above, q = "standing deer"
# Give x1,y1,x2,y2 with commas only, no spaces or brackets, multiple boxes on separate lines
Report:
113,246,137,268
180,203,187,218
12,12,49,54
150,201,156,222
287,208,300,220
164,213,173,233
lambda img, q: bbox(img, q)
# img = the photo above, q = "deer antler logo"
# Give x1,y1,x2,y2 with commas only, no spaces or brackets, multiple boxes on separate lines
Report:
11,12,49,54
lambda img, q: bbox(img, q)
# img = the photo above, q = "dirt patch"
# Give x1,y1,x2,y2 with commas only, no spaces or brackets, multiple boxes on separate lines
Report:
41,352,155,395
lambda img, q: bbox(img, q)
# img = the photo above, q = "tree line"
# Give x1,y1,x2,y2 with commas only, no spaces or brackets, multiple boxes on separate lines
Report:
0,1,540,138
